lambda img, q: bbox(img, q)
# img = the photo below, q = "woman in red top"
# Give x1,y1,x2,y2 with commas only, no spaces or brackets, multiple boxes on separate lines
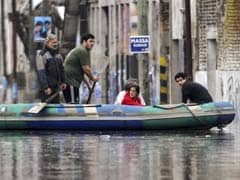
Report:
121,84,144,106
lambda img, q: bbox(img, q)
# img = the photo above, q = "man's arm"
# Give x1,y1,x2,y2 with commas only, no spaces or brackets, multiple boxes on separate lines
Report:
83,74,92,90
82,65,99,82
36,53,52,95
36,53,48,90
182,84,191,103
182,94,187,103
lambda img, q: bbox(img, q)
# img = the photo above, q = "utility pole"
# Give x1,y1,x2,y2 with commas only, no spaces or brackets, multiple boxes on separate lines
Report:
1,0,7,76
12,0,18,103
137,0,150,104
28,0,35,69
61,0,81,58
12,0,17,79
185,0,193,78
1,0,8,103
42,0,49,15
26,0,39,101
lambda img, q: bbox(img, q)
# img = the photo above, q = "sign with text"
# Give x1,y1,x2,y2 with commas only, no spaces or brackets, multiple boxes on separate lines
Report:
129,35,150,54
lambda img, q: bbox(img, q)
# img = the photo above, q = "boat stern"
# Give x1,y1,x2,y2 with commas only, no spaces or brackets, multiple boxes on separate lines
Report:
214,102,236,128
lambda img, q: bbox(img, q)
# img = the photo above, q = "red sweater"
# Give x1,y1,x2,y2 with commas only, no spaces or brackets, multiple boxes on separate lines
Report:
121,92,143,106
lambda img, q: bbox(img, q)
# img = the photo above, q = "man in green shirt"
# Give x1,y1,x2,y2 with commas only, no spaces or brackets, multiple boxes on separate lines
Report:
63,33,99,103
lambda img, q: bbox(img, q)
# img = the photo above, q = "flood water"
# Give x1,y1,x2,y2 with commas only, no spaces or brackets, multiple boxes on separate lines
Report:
0,117,239,180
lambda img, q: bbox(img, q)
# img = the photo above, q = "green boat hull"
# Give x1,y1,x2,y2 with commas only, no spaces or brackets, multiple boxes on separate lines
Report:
0,102,235,130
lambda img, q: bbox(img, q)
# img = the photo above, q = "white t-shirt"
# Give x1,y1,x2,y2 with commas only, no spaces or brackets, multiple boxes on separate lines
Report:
114,90,146,105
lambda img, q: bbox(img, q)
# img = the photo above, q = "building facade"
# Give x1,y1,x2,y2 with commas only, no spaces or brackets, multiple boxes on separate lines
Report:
87,0,168,105
195,0,240,114
0,0,239,113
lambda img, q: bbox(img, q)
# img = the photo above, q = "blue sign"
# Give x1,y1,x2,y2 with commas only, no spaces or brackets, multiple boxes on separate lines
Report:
130,35,150,54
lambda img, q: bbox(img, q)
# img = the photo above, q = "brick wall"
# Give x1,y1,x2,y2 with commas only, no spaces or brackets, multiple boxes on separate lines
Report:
197,0,219,71
218,0,240,70
198,0,240,71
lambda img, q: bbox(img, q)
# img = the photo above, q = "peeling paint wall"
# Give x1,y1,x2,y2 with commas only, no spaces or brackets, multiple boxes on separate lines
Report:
218,0,240,70
216,71,240,115
196,71,240,115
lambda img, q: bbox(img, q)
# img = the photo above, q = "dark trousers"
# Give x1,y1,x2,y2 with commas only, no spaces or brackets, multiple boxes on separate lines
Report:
62,85,79,103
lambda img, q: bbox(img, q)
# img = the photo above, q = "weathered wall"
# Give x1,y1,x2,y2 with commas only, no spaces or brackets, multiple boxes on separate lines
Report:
196,0,240,116
196,71,240,115
197,0,219,71
216,71,240,114
0,0,3,75
218,0,240,70
197,0,240,71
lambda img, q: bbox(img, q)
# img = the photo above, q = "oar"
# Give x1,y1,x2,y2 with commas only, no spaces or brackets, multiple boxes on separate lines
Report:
153,103,197,110
85,58,109,104
86,81,96,104
154,103,208,126
27,90,60,114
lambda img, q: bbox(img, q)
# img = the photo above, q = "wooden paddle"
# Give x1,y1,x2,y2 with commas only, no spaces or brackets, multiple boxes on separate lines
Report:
27,90,60,114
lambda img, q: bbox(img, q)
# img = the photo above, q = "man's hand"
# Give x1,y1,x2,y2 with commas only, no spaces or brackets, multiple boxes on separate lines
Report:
60,83,67,90
92,76,99,82
82,65,100,82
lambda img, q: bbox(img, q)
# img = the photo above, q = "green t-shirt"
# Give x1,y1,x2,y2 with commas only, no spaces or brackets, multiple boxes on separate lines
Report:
64,45,90,87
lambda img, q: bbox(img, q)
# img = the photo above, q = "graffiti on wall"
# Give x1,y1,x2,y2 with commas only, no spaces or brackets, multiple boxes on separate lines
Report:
216,71,240,115
195,71,240,115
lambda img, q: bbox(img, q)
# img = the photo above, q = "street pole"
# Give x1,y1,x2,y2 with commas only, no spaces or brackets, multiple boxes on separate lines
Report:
12,0,17,79
42,0,49,15
1,0,7,76
28,0,35,69
60,0,81,59
137,0,150,105
12,0,18,103
185,0,193,79
1,0,8,102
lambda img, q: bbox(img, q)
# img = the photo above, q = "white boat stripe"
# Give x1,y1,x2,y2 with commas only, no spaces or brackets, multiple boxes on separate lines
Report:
65,107,78,114
84,107,99,118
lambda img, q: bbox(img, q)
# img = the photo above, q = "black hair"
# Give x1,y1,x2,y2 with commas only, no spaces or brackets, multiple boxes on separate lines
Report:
35,21,43,26
44,20,51,25
124,78,138,91
129,84,140,95
80,33,95,43
124,83,132,91
175,72,187,80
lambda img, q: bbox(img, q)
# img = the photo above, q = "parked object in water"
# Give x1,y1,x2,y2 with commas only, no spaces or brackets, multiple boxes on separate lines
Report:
0,102,235,130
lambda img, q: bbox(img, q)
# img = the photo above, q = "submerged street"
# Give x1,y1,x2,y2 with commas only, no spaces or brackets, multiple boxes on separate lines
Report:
0,115,239,180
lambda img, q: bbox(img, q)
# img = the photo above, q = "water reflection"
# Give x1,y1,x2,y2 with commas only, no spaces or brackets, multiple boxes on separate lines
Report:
0,119,239,180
